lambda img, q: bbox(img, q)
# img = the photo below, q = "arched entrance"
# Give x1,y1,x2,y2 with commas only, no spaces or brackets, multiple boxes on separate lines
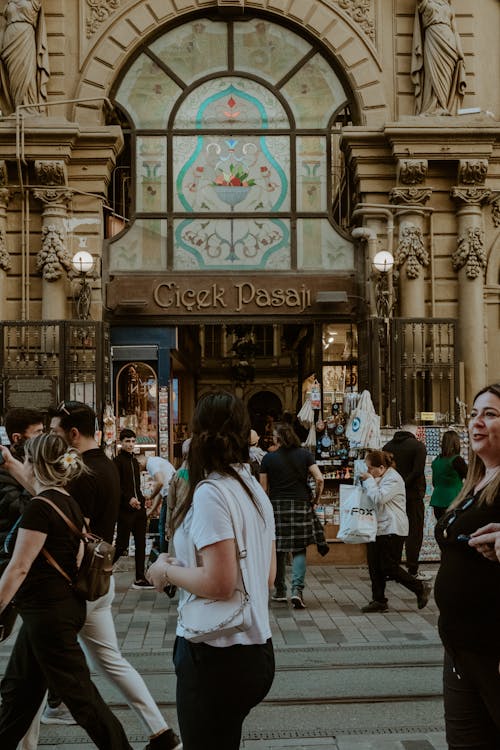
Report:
247,390,283,448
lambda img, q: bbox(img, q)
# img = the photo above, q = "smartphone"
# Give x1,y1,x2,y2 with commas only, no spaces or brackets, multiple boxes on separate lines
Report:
456,534,471,543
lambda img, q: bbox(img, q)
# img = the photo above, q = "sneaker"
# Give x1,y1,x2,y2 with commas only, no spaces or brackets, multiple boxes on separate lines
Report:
291,593,306,609
132,579,155,590
417,581,432,610
144,728,183,750
361,600,388,613
412,570,433,581
271,592,287,602
41,703,76,725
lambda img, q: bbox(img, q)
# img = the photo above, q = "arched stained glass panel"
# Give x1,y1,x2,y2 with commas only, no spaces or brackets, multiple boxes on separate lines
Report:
115,54,181,128
281,54,348,128
174,78,289,130
233,19,312,83
149,19,228,84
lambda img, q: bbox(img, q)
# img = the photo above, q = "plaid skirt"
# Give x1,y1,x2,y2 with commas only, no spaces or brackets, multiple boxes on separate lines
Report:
272,495,315,552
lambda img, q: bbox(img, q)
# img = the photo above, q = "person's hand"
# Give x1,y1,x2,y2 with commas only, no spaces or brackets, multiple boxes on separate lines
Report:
146,554,183,592
129,497,141,510
0,444,17,470
359,472,370,481
469,523,500,562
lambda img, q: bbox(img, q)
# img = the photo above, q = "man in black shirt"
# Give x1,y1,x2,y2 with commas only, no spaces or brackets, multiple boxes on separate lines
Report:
383,422,429,580
42,402,180,750
113,428,153,589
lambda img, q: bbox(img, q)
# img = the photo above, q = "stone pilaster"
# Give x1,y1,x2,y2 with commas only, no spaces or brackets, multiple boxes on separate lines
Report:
33,160,73,320
451,175,492,406
390,160,431,318
0,162,12,320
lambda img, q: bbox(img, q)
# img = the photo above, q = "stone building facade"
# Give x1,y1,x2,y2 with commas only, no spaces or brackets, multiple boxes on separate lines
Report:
0,0,498,456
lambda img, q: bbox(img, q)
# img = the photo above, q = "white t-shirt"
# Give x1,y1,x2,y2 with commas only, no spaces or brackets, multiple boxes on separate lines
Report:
146,456,176,497
173,466,275,647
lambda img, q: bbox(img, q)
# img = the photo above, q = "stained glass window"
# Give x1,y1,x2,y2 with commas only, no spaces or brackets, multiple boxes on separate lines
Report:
110,17,354,272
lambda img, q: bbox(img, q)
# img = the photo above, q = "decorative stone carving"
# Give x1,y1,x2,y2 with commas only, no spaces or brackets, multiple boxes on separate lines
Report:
493,199,500,228
0,161,7,186
86,0,121,38
458,160,488,186
35,160,67,187
33,188,73,208
390,187,432,205
452,227,486,280
398,159,428,185
0,229,12,272
36,225,72,281
337,0,375,41
396,224,429,279
451,187,492,206
411,0,466,116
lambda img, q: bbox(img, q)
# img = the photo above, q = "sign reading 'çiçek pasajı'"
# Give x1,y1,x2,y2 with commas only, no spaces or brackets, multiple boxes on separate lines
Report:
153,281,312,313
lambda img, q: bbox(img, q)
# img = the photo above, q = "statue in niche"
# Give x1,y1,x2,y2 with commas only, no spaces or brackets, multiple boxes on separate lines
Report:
411,0,466,116
0,1,49,115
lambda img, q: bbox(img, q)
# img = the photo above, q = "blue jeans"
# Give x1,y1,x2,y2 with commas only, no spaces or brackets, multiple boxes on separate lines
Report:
173,636,274,749
275,549,306,596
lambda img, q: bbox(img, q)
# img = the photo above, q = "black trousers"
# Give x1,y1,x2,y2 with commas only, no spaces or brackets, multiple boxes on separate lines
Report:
404,495,425,575
366,534,423,603
443,648,500,749
173,636,275,750
114,507,147,580
0,593,131,750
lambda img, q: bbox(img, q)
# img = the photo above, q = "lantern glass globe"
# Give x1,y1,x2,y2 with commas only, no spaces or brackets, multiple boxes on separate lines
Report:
72,250,94,274
373,251,394,274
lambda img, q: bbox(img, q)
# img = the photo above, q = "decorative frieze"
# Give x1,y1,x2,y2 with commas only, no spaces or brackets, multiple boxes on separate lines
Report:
36,225,72,281
396,224,429,280
337,0,375,41
398,159,428,186
86,0,121,38
458,160,488,186
390,187,432,205
452,227,486,280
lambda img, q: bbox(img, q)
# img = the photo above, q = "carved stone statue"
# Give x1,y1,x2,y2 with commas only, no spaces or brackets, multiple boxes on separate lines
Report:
411,0,466,116
0,0,50,115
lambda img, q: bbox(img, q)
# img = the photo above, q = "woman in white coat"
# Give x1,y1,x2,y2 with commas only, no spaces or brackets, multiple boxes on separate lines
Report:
359,450,432,613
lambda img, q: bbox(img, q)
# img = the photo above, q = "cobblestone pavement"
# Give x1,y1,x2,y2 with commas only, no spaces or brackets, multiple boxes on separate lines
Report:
0,560,445,749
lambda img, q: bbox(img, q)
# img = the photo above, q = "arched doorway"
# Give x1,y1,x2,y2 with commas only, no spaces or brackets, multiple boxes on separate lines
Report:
247,390,282,448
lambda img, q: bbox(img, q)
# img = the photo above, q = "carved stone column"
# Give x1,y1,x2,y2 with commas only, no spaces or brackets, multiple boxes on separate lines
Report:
33,161,73,320
451,160,492,405
0,162,12,320
390,160,431,318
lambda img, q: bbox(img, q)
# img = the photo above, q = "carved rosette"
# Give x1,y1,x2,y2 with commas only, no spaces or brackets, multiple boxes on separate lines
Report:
337,0,375,41
37,225,72,281
396,224,429,279
86,0,121,38
452,227,486,280
458,160,488,186
0,229,11,272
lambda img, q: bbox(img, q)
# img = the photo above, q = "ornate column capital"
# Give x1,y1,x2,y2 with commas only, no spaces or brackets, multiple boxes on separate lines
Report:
451,186,493,206
397,159,428,185
458,159,488,186
33,188,73,208
36,225,72,281
35,160,68,187
395,223,429,280
390,187,432,205
452,227,486,280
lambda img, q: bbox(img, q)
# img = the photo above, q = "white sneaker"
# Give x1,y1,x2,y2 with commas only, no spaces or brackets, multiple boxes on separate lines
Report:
413,571,433,581
41,703,76,725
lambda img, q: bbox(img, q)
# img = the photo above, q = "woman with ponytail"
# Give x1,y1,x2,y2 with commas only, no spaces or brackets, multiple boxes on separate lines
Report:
147,391,276,750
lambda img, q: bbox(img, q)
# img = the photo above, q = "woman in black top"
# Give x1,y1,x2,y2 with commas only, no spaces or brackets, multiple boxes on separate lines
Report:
434,383,500,749
260,422,324,609
0,433,132,750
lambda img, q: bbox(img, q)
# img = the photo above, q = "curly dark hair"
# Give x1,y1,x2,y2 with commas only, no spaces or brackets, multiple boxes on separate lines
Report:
170,391,261,532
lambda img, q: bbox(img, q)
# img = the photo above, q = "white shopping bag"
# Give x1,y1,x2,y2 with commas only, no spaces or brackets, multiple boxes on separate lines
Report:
337,484,377,544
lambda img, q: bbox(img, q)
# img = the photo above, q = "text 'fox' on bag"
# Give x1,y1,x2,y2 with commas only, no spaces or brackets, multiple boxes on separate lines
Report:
38,497,115,602
337,483,377,544
178,479,252,643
